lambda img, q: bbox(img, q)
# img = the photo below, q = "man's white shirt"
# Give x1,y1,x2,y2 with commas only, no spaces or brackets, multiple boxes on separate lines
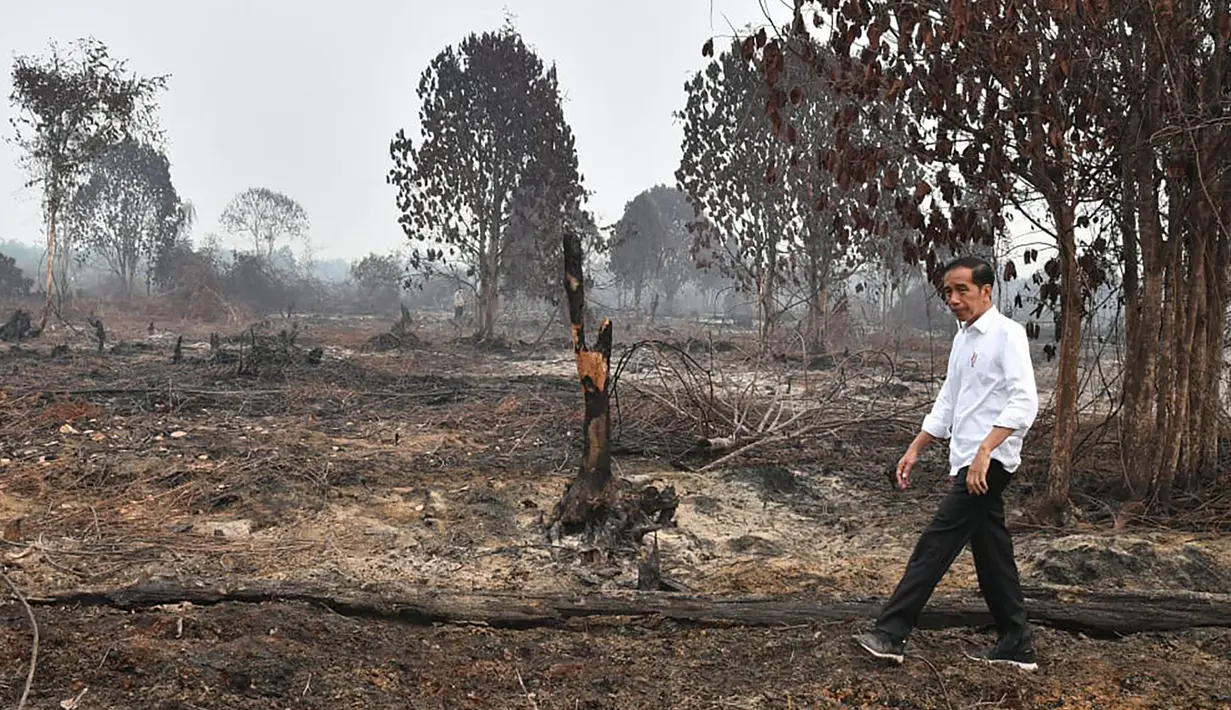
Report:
921,306,1039,476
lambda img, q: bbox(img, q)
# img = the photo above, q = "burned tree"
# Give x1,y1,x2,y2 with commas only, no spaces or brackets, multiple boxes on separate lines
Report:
63,138,185,296
679,35,904,350
549,228,678,544
86,315,105,353
609,186,696,316
720,4,1123,522
678,39,799,344
721,1,1231,520
550,227,614,533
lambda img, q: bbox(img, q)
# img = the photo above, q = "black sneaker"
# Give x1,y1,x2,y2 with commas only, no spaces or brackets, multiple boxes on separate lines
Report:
965,643,1039,671
852,631,905,664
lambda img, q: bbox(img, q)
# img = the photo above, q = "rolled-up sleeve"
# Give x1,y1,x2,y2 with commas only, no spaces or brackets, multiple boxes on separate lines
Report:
921,337,958,439
994,325,1039,432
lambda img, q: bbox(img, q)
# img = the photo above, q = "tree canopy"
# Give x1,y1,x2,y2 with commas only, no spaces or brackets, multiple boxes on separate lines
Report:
679,34,914,346
219,187,309,261
0,252,33,299
609,185,696,314
350,251,405,309
724,1,1230,517
9,37,166,309
64,138,184,296
388,22,586,338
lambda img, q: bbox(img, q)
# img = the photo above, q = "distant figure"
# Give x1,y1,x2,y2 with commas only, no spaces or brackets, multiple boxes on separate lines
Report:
453,287,466,324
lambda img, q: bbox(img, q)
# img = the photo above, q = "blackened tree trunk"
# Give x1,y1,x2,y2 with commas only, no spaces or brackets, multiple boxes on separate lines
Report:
550,226,614,531
32,578,1231,637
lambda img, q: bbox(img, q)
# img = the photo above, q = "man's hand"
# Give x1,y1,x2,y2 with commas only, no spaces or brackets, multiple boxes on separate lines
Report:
968,426,1014,495
967,447,992,495
896,431,936,491
896,447,918,490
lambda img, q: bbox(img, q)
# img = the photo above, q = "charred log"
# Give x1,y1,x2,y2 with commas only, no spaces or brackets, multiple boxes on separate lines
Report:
27,579,1231,638
0,309,39,342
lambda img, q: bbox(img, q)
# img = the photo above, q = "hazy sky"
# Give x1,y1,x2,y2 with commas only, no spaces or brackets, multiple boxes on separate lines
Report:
1,0,791,260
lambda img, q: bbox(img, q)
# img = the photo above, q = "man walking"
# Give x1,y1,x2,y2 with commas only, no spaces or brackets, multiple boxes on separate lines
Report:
853,256,1040,670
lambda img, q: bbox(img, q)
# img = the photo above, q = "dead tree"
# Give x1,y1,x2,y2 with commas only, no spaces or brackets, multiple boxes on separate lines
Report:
548,228,680,544
550,227,615,533
85,315,105,353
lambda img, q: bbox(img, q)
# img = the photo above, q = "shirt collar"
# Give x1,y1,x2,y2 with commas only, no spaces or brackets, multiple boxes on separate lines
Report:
960,305,998,334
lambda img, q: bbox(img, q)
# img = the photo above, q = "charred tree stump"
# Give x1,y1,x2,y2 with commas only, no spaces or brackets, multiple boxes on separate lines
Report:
548,228,680,544
0,309,38,342
86,315,105,354
550,227,616,536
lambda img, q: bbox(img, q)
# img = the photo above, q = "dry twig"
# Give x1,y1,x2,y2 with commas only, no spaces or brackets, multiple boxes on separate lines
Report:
1,564,39,710
916,654,955,710
515,669,540,710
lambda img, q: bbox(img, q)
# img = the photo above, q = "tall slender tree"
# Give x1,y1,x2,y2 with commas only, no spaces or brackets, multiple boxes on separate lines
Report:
9,38,166,315
679,36,808,343
681,33,916,349
1112,0,1231,505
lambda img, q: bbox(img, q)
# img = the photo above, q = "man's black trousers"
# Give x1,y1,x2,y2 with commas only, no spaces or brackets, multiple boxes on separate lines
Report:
875,460,1030,644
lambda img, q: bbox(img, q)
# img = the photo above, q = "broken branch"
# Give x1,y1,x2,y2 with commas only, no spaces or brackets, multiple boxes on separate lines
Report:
2,564,39,710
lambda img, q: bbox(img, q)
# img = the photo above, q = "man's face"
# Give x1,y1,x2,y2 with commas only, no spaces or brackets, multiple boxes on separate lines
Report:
941,266,992,323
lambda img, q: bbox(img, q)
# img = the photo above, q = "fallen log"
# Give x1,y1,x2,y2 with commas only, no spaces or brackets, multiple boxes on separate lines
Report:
24,579,1231,638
